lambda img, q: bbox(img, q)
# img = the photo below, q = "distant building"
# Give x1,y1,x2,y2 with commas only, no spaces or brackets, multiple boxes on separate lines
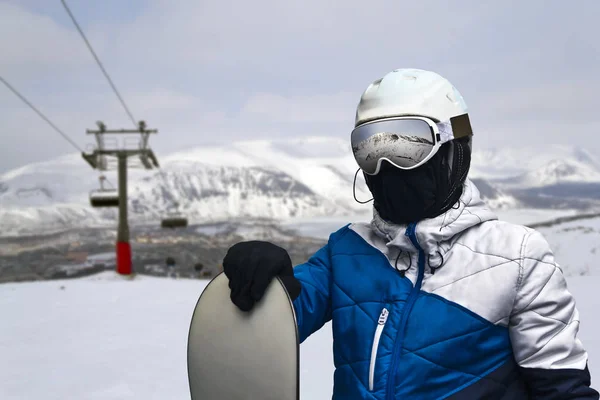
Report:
136,236,150,244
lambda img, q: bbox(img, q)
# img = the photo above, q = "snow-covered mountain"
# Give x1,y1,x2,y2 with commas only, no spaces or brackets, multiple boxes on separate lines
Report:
468,178,519,209
470,144,600,180
497,159,600,188
471,144,600,210
1,137,600,237
0,137,373,236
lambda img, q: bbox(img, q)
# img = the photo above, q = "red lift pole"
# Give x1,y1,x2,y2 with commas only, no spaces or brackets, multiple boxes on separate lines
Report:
116,153,131,274
82,121,159,275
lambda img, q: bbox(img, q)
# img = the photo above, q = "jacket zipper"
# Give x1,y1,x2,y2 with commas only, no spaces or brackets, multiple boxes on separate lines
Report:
369,307,389,391
385,222,426,400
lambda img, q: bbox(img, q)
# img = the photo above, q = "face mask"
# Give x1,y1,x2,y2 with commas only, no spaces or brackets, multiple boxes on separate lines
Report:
363,142,467,225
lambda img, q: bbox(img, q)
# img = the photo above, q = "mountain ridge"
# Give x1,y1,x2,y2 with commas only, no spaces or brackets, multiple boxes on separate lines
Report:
2,137,600,236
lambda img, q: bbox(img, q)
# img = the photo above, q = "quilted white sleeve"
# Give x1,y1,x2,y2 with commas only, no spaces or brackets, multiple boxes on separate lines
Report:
509,229,589,370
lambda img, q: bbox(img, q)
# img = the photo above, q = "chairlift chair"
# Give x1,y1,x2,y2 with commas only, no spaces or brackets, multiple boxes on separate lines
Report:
161,202,188,228
161,213,188,229
89,175,119,208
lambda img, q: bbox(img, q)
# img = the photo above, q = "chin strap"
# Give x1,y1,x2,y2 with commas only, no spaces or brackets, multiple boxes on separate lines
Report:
353,168,373,204
439,138,471,213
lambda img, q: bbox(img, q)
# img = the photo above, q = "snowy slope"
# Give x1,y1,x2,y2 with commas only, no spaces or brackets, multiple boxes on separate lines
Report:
534,216,600,277
495,208,579,226
0,205,112,237
130,165,338,221
0,272,598,399
469,178,519,209
0,153,100,207
229,138,365,212
470,144,600,180
501,159,600,188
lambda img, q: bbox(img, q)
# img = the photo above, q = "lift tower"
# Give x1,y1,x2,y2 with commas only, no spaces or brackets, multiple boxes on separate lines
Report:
82,121,159,275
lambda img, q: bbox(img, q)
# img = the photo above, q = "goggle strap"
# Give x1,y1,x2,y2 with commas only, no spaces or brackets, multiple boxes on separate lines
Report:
436,113,473,144
437,121,454,144
450,113,473,139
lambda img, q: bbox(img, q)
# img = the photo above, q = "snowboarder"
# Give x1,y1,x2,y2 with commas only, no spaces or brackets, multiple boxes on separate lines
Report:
222,68,599,399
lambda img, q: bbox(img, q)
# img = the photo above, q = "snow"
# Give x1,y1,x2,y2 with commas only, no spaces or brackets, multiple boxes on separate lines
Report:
506,159,600,188
281,209,580,240
0,272,597,399
536,216,600,277
87,252,117,262
228,139,372,214
161,145,261,169
195,224,230,236
283,214,372,239
470,144,600,181
0,273,332,400
495,208,579,226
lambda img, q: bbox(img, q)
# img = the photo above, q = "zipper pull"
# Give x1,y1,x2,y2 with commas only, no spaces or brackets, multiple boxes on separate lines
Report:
378,308,389,325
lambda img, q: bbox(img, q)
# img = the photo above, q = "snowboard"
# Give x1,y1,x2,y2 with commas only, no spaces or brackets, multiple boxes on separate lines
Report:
187,272,299,400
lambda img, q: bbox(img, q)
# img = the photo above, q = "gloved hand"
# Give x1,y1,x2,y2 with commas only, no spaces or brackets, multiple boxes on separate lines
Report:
223,241,302,312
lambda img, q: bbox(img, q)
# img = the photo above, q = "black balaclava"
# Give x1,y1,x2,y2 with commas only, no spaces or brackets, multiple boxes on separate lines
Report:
364,137,471,225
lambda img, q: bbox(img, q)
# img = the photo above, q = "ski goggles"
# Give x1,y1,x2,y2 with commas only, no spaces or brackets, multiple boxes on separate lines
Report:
351,113,473,175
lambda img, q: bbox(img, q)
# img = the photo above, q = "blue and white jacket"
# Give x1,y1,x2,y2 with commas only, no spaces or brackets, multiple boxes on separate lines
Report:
292,179,598,399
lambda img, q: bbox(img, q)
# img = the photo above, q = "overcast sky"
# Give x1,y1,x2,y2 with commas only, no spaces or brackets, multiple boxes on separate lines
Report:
1,0,599,174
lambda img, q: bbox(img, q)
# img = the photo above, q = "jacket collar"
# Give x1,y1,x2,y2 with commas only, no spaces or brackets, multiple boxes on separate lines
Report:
370,179,497,255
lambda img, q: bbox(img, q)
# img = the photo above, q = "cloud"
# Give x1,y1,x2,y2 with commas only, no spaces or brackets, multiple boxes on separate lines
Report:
0,2,92,77
241,92,356,124
480,81,599,121
0,0,599,174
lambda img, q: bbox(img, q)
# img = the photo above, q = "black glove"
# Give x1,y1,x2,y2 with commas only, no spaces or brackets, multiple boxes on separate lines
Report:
223,241,302,312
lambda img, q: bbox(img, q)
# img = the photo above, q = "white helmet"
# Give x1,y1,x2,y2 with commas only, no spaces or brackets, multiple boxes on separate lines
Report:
351,68,473,175
355,68,468,126
352,69,474,221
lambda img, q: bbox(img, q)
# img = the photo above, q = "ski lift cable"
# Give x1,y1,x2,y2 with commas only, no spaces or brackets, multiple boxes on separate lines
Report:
97,171,116,191
61,0,137,128
102,175,115,189
3,75,179,225
98,174,116,190
61,1,186,226
0,75,117,188
1,76,84,152
61,0,172,185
